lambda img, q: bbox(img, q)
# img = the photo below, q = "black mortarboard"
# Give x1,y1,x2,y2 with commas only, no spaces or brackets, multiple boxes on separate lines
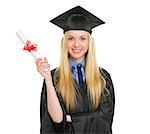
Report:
50,6,105,34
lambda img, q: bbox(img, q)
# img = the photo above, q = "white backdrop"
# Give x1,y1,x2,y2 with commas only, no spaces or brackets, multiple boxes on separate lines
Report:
0,0,150,133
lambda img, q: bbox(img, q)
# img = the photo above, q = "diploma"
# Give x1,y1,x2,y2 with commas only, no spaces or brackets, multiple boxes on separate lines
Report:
16,30,42,59
16,30,50,72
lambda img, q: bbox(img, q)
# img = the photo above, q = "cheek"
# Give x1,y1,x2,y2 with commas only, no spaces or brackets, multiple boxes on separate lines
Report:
66,42,71,49
67,42,73,48
83,42,89,51
67,43,74,54
68,44,72,51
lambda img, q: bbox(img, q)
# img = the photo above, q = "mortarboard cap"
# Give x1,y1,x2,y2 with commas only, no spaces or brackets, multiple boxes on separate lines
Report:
50,6,105,34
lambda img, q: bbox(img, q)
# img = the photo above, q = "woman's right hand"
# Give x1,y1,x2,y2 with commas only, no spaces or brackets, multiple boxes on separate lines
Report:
35,57,52,82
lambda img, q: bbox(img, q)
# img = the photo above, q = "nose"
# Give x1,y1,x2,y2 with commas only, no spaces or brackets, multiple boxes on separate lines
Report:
74,39,80,47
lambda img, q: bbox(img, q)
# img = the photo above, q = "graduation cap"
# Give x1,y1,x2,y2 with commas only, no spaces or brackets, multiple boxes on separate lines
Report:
50,6,105,34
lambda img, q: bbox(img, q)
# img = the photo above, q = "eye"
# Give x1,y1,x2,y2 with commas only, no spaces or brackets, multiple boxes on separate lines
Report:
68,37,73,40
80,37,86,40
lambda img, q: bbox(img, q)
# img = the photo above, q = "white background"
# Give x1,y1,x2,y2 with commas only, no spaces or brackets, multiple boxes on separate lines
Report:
0,0,150,133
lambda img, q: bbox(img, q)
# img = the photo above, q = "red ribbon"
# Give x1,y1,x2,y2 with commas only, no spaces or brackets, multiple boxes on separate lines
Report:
23,40,37,52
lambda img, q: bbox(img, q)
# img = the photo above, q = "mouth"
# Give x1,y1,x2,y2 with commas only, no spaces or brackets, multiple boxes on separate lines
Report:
72,49,82,53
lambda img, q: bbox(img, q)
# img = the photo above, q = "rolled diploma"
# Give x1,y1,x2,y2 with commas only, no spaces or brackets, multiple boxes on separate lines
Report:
16,30,50,72
16,30,41,59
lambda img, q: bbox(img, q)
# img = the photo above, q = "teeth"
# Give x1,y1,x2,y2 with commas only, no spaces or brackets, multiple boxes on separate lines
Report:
72,49,81,53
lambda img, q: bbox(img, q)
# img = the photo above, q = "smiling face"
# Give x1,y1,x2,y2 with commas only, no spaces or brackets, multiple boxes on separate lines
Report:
66,30,89,63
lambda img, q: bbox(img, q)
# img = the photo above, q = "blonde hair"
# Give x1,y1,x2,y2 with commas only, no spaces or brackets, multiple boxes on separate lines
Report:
54,32,106,112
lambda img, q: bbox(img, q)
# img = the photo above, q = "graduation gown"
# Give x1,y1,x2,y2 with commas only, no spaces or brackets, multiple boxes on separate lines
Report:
40,68,115,134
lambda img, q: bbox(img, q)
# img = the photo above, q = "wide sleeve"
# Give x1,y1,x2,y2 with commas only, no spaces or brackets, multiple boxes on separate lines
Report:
100,68,115,127
40,69,67,134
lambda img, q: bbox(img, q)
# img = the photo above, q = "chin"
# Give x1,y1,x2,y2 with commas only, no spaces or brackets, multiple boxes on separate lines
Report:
70,54,84,61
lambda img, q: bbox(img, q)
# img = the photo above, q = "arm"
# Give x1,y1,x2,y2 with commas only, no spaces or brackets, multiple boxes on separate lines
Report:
36,58,72,123
45,79,63,123
35,57,63,123
45,80,72,122
100,68,115,126
107,72,115,126
45,78,72,123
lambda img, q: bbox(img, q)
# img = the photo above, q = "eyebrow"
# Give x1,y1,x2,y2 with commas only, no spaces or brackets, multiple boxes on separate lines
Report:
67,35,87,37
80,35,86,37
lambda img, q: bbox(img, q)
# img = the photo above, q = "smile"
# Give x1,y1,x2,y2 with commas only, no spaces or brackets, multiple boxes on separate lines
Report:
72,49,82,53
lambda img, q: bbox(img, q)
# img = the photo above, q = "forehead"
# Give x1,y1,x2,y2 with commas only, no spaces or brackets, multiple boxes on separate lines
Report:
66,30,88,36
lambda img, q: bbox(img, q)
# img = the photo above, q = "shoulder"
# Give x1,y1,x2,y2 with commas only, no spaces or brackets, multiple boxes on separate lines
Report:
99,67,114,94
99,67,112,82
50,68,59,86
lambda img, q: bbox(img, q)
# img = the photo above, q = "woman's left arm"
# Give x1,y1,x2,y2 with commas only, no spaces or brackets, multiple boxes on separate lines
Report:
100,68,115,126
107,73,115,126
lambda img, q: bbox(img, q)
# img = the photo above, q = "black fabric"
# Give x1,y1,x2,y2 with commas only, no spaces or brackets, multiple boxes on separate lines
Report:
40,70,67,134
40,67,115,134
77,64,84,86
50,6,105,34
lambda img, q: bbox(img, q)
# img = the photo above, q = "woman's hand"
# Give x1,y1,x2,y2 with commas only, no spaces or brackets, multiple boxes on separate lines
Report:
35,57,52,82
66,115,72,122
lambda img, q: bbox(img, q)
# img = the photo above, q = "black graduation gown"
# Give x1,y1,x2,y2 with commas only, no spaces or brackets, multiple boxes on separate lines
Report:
40,68,115,134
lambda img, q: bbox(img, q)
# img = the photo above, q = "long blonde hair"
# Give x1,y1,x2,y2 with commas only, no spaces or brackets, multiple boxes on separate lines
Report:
54,32,106,112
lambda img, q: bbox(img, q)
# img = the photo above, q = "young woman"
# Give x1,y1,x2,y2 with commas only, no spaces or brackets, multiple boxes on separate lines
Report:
35,6,115,134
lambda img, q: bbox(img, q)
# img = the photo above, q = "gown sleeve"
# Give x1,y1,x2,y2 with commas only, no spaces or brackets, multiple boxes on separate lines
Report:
100,68,115,128
40,69,67,134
